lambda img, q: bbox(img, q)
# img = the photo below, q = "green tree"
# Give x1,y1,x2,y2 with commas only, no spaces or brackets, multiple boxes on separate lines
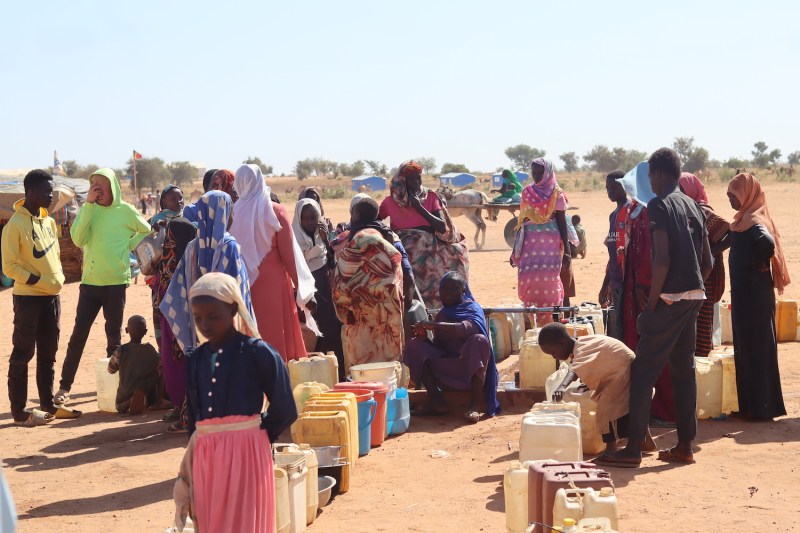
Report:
724,157,748,169
440,163,470,174
559,152,579,173
126,157,168,191
74,164,100,181
788,151,800,166
339,160,366,177
294,159,314,180
672,137,696,166
684,147,710,173
416,157,437,175
168,161,198,187
504,144,546,170
751,142,772,167
364,160,389,176
584,146,646,173
243,156,273,175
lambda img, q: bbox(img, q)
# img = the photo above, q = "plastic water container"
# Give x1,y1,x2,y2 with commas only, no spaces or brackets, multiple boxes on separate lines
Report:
274,466,291,533
530,401,581,420
542,470,614,533
291,411,352,493
720,302,733,344
508,312,526,352
504,460,532,533
709,349,739,414
274,444,318,526
350,362,400,394
524,328,541,341
564,321,593,338
520,413,582,462
553,488,594,527
292,382,329,415
387,387,410,436
695,356,722,419
583,487,619,530
324,390,375,456
776,299,798,342
576,517,616,532
563,386,606,456
305,392,359,467
288,355,339,390
545,363,571,401
578,305,605,335
489,313,513,361
273,453,307,533
335,381,388,446
527,461,598,533
519,340,557,391
96,358,120,412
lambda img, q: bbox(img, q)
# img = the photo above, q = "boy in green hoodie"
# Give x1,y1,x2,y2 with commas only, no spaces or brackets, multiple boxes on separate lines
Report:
2,170,65,425
55,168,151,406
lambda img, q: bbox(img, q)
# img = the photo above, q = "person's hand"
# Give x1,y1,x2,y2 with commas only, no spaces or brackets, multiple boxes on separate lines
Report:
408,193,423,211
598,286,611,307
636,287,649,311
26,273,40,285
316,223,329,242
417,320,436,331
552,387,566,402
86,185,100,204
152,219,167,231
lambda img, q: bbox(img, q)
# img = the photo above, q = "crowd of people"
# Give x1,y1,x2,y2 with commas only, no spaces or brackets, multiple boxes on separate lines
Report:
1,148,791,528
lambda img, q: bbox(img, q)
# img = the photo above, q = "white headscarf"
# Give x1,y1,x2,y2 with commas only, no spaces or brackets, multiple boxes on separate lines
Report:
350,193,371,214
188,272,260,340
231,164,321,336
292,198,328,272
231,164,281,283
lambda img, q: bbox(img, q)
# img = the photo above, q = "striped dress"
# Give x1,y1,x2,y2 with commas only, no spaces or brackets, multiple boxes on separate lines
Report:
696,205,730,356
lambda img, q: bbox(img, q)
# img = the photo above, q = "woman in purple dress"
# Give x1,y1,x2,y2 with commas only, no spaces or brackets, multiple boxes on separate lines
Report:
403,271,500,424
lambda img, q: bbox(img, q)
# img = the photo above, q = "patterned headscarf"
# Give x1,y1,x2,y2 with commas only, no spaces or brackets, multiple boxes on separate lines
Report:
211,170,235,195
728,173,790,294
390,160,425,207
196,191,234,274
679,172,709,204
519,158,568,225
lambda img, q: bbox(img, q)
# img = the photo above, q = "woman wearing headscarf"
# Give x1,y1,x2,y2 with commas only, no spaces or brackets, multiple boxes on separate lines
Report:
183,169,218,224
512,158,571,324
160,191,253,431
155,216,196,424
298,186,334,236
292,198,344,377
333,197,404,372
491,169,523,204
727,173,789,420
679,172,730,357
232,164,315,362
404,271,500,424
379,160,469,308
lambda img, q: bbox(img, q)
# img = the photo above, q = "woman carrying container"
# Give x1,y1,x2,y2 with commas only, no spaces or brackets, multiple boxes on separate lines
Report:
727,173,788,420
403,271,500,424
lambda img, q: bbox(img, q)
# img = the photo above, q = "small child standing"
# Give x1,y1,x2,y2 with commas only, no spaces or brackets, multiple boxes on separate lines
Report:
570,214,587,259
173,272,297,533
107,316,162,414
538,323,654,456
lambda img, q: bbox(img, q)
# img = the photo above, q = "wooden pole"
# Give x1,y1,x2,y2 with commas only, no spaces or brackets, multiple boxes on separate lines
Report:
133,150,138,200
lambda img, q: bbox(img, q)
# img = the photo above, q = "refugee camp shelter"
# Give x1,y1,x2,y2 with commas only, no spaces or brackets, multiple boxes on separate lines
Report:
351,175,386,192
439,172,476,187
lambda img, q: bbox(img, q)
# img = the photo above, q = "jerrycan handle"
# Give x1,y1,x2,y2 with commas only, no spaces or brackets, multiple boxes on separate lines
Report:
362,399,377,429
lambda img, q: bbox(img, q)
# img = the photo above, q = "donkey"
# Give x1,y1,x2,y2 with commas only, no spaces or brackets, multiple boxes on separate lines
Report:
438,188,491,249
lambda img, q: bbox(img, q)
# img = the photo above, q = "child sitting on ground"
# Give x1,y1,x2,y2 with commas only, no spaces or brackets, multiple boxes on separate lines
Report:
537,323,654,456
108,315,164,414
570,214,587,259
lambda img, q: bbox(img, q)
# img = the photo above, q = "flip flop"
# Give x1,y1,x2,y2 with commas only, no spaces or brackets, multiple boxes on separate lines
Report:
53,389,69,406
594,453,642,469
167,422,188,434
162,407,181,423
463,410,481,424
15,410,54,427
657,448,695,465
53,406,82,419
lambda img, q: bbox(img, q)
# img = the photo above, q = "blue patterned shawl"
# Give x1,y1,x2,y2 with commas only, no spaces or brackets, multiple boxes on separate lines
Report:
160,191,254,351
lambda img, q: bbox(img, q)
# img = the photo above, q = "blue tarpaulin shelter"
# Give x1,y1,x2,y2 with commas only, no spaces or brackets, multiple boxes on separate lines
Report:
491,171,529,188
439,172,476,187
351,175,386,192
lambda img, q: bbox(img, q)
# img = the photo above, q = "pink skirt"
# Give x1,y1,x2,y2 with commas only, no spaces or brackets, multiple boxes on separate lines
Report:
192,415,275,533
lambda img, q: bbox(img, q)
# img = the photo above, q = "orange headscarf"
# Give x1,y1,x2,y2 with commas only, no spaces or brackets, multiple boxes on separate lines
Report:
728,173,790,294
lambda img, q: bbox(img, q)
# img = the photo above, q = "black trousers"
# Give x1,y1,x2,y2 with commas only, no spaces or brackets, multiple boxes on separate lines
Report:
8,295,60,421
59,284,127,392
628,299,703,444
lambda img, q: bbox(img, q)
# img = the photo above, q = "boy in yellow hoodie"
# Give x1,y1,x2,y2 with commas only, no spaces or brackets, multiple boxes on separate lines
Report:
2,170,65,425
54,168,151,406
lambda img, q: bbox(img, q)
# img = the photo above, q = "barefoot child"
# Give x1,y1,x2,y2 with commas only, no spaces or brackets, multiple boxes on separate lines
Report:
538,323,654,456
173,272,296,533
107,316,163,414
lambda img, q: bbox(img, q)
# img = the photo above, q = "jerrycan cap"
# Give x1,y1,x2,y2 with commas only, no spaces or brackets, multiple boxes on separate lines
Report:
599,487,614,497
562,518,576,526
510,460,521,469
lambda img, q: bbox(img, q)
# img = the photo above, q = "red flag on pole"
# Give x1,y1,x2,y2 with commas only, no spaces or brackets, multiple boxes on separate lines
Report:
133,150,143,160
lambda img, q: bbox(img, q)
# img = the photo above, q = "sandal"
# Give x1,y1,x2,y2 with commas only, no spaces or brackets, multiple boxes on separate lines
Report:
167,421,188,434
657,447,695,465
594,453,642,469
162,406,181,423
53,406,82,419
15,410,54,427
463,410,481,424
53,389,70,406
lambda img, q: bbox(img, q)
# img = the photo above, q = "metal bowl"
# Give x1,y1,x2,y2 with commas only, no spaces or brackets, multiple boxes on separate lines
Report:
317,475,337,508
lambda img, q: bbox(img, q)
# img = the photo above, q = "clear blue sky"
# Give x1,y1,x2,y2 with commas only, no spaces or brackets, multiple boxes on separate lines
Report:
1,1,797,174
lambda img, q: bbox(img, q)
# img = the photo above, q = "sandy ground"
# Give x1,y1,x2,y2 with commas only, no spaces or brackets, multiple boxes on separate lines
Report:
2,181,799,532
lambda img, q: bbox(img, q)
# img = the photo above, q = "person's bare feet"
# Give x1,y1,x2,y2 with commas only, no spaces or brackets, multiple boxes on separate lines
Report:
128,389,146,415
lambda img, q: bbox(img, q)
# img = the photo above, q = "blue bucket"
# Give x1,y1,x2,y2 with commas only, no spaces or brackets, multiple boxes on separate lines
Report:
356,398,377,456
387,388,410,436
